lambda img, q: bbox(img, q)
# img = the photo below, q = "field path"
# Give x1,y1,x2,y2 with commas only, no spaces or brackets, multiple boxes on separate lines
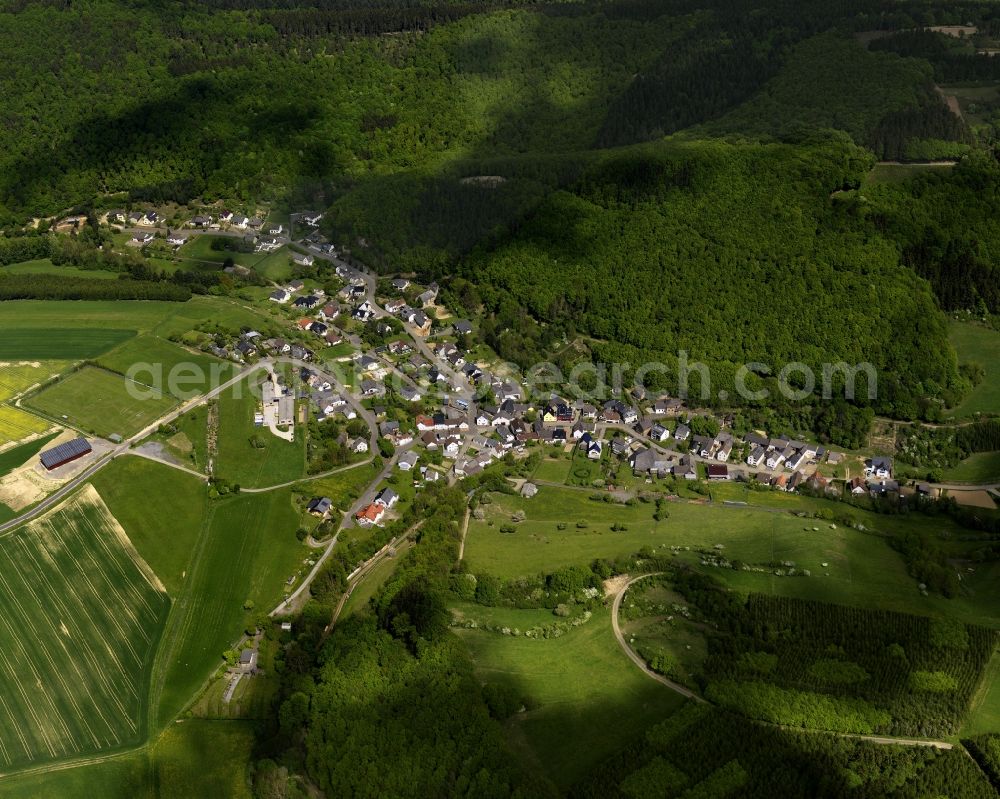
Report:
611,573,955,749
611,573,704,702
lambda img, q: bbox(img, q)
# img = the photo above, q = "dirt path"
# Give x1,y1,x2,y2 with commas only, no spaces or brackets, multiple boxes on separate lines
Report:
457,506,471,562
611,573,704,703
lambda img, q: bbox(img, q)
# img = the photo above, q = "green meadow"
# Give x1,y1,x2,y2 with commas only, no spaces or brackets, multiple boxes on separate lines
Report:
949,321,1000,418
463,484,1000,628
2,258,118,279
91,457,209,596
456,605,686,790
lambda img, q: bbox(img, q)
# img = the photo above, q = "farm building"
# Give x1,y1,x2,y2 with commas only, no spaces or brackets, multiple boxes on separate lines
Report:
40,438,92,471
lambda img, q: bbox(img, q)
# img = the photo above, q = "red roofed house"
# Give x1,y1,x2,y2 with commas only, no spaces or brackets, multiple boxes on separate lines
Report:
356,503,385,527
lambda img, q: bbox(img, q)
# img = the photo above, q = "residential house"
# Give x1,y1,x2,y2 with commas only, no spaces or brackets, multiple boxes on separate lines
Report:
674,424,691,442
398,451,419,471
746,445,766,467
356,503,385,527
454,320,473,336
293,253,314,267
707,464,729,480
166,232,187,247
649,423,671,442
269,289,291,304
307,497,333,516
375,488,398,509
864,457,893,479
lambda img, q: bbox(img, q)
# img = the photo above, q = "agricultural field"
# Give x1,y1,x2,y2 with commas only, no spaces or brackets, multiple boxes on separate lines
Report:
456,605,686,789
463,484,1000,628
949,321,1000,418
25,366,177,439
151,488,305,727
0,300,194,360
0,404,52,446
215,377,306,488
0,361,71,402
96,334,234,400
91,457,209,596
0,432,59,478
0,487,169,771
0,719,255,799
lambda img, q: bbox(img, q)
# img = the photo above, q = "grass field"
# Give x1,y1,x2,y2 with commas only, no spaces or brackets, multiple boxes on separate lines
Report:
949,321,1000,418
97,335,234,400
457,605,686,789
2,258,119,280
215,377,306,488
0,719,254,799
864,162,956,185
532,454,573,483
157,405,209,472
91,458,209,596
942,451,1000,483
0,487,169,771
464,484,1000,628
251,248,294,282
26,366,177,439
0,361,71,402
0,405,52,446
152,489,305,727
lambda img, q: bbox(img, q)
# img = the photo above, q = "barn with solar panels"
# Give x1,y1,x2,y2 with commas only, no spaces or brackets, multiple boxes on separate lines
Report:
39,438,92,471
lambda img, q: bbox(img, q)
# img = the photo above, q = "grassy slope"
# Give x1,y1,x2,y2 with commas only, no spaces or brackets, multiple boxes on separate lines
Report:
25,365,176,438
963,649,1000,738
949,321,1000,417
463,484,1000,628
457,605,686,790
941,451,1000,483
